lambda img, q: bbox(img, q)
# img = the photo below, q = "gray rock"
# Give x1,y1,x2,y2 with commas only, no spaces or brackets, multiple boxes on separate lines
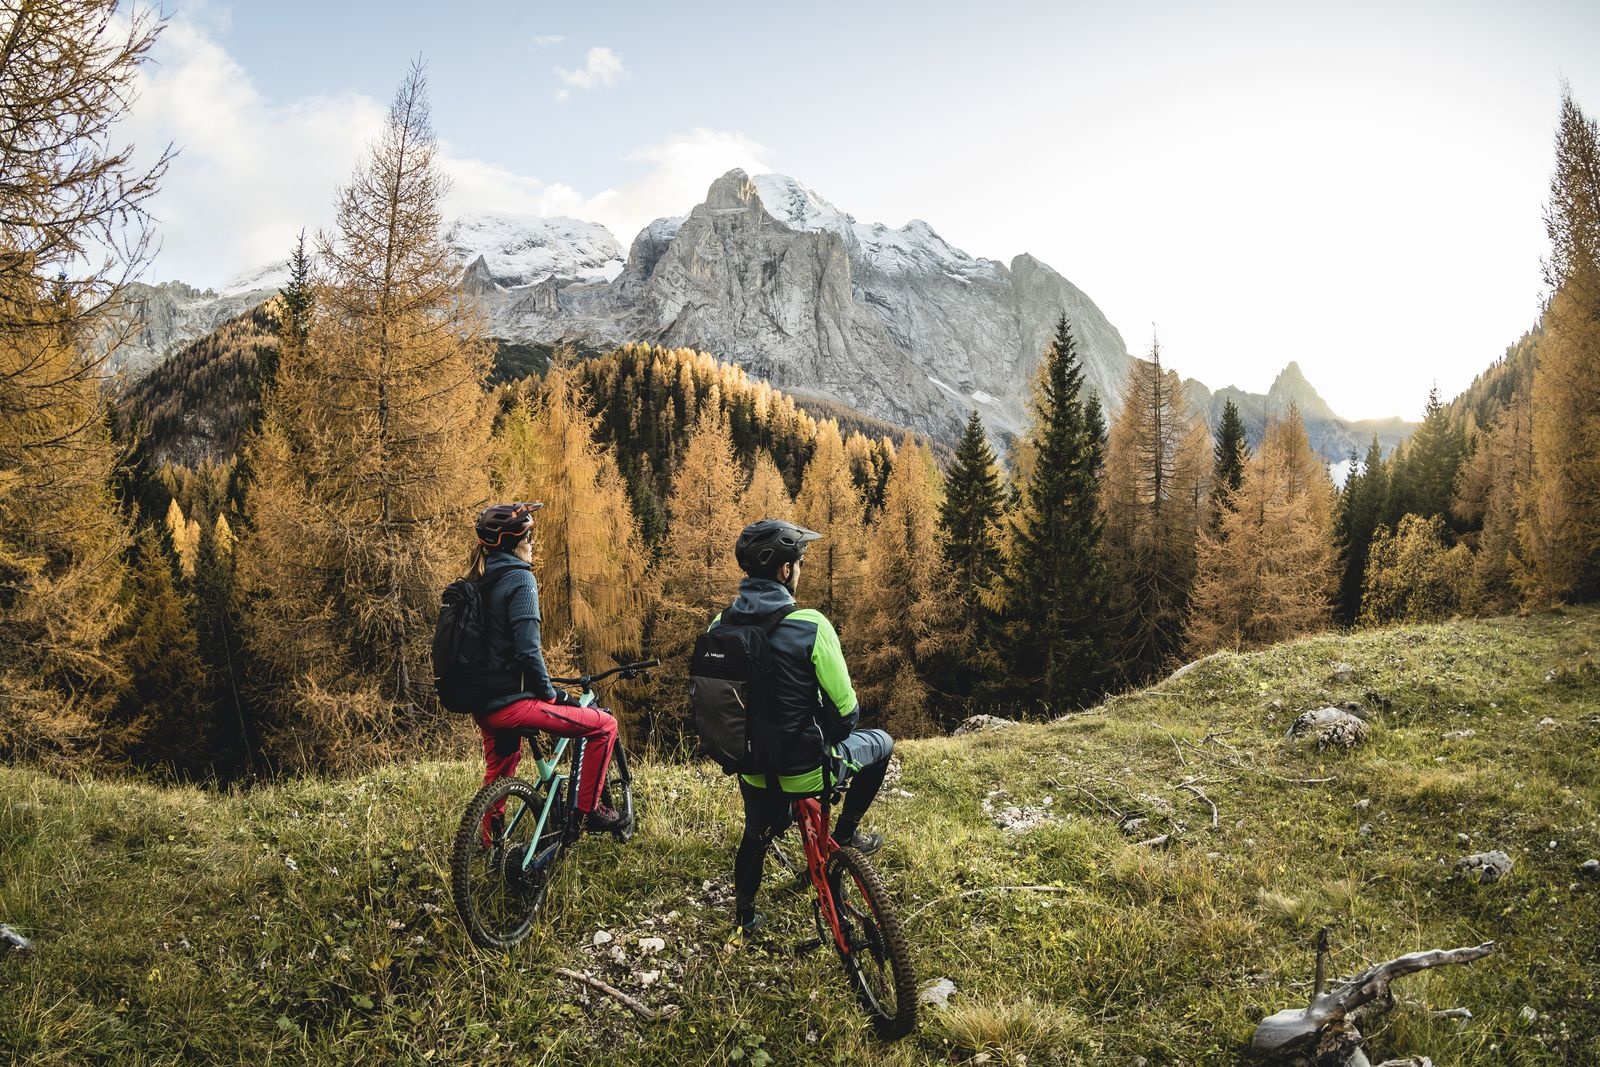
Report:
952,714,1017,736
1579,859,1600,877
1454,850,1513,884
1288,707,1370,748
918,977,957,1008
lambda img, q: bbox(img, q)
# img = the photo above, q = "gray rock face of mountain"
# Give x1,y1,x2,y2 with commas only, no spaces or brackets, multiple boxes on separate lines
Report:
105,279,280,377
464,169,1135,444
1184,362,1416,464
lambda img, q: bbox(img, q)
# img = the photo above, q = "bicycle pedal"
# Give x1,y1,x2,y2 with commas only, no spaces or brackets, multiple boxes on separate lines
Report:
793,937,823,956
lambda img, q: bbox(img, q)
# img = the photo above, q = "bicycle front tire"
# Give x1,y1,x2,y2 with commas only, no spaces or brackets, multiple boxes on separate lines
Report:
826,846,917,1040
451,775,566,951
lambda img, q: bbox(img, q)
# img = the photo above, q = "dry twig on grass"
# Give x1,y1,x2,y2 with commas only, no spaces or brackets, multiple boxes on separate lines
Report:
555,967,679,1021
1179,781,1220,829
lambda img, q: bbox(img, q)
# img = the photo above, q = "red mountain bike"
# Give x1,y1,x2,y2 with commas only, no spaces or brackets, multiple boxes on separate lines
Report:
769,777,917,1040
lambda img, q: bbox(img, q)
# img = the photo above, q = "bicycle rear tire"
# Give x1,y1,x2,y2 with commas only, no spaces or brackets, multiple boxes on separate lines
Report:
451,775,566,951
826,847,917,1039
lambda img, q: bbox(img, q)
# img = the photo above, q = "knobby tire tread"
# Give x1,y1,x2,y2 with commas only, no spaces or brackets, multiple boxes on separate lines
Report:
451,775,564,952
826,846,917,1040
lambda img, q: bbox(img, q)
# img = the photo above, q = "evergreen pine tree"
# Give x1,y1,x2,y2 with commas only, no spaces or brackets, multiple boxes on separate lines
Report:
1335,437,1389,624
192,511,256,777
1000,316,1111,709
119,526,213,777
1394,386,1466,526
937,411,1006,694
1210,399,1248,525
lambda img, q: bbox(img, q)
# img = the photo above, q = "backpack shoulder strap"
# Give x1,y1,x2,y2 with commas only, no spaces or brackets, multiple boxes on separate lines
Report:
759,604,800,635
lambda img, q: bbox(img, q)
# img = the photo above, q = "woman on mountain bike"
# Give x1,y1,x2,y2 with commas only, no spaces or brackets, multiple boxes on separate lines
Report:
468,502,625,834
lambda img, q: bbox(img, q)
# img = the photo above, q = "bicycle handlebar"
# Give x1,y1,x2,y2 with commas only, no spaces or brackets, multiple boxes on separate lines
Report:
550,658,660,690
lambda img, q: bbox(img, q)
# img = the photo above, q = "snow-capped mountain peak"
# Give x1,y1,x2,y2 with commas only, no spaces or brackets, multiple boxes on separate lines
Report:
221,259,290,297
444,213,624,288
748,171,999,282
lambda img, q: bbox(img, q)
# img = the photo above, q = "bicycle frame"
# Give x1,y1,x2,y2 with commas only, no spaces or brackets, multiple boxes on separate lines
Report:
793,796,851,955
502,733,589,875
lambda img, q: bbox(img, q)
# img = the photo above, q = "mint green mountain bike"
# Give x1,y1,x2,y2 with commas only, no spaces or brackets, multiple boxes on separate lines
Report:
450,660,656,951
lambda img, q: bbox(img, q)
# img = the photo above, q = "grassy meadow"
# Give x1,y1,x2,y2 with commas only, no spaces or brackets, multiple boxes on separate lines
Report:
2,609,1598,1065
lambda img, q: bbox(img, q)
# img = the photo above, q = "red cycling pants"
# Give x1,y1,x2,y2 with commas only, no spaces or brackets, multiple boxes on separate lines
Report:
475,698,618,814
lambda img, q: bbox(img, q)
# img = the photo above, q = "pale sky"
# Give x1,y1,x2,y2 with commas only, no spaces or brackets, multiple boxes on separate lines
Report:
125,0,1600,421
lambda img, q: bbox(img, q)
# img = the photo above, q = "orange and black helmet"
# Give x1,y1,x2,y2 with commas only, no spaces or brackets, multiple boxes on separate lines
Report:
475,502,543,548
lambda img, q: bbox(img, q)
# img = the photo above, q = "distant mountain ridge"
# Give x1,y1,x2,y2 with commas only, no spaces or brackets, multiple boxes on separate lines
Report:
110,170,1408,459
1185,361,1414,465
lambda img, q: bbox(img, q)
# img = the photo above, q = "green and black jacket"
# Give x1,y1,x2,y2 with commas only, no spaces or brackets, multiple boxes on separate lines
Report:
709,577,858,794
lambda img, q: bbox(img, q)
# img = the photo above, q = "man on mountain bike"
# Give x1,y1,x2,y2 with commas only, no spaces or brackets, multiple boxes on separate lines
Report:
716,519,894,933
469,502,626,834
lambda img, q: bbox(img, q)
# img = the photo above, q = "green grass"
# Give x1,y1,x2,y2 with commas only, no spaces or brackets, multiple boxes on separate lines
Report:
3,609,1598,1064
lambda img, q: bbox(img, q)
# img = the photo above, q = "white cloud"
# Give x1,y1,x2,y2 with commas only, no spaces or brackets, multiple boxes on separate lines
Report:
125,17,386,285
127,16,771,287
532,34,565,47
554,46,626,102
440,128,774,249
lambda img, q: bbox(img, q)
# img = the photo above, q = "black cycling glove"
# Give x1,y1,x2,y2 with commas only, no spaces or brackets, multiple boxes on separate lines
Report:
549,689,580,706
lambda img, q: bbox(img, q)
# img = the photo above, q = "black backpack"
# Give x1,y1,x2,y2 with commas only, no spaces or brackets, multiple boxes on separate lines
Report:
690,606,797,774
432,570,522,714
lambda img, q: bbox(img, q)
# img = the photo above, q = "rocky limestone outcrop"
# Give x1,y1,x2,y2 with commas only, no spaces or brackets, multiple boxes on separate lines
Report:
108,171,1136,447
105,279,280,378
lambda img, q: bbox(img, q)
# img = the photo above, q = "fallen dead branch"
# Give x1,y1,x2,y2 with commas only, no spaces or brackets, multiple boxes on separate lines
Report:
1074,784,1124,820
1250,941,1496,1060
1179,782,1220,829
1135,833,1172,848
555,967,679,1021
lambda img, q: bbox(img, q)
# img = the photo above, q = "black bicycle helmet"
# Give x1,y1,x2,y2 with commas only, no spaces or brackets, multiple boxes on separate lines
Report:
476,501,543,548
735,518,821,575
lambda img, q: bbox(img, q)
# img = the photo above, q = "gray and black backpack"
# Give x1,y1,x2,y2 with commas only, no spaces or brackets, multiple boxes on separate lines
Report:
689,606,797,774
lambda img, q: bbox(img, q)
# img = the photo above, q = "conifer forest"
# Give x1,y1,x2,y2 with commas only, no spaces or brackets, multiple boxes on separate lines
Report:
0,10,1596,782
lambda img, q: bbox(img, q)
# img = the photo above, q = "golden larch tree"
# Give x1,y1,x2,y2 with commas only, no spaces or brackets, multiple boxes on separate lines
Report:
1525,88,1600,601
857,435,947,736
495,370,646,670
658,410,748,661
1100,342,1212,680
0,0,170,767
1187,406,1336,654
240,66,494,773
794,420,868,635
742,449,793,523
1453,392,1535,613
0,278,128,766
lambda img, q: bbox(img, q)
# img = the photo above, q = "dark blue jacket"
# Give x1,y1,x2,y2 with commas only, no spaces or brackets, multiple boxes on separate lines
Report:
481,549,556,712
